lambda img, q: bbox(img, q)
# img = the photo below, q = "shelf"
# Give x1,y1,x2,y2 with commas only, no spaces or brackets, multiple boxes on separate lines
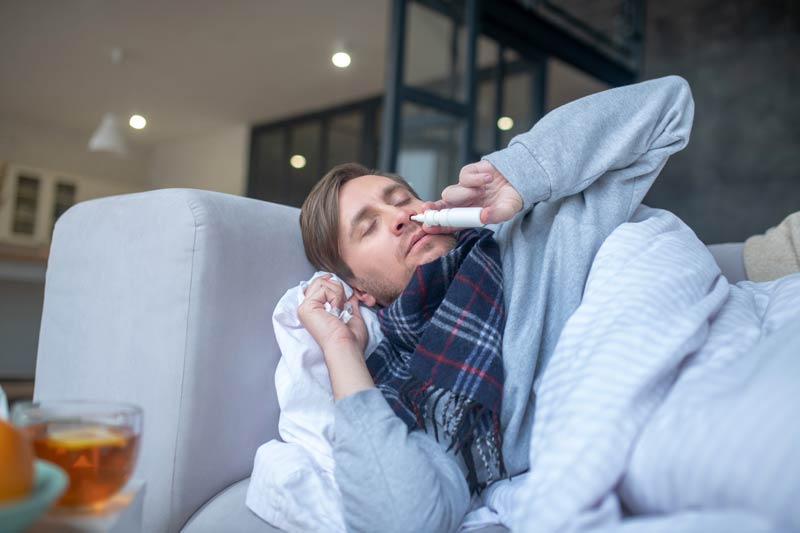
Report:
0,242,49,263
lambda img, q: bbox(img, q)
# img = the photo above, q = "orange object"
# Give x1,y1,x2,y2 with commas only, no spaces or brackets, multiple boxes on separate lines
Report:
0,418,35,502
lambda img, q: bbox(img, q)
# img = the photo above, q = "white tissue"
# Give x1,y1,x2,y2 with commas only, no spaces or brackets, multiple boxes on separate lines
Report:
300,272,355,324
324,302,353,324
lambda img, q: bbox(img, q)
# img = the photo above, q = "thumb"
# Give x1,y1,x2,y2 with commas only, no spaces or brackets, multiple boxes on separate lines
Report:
481,206,509,225
347,294,363,318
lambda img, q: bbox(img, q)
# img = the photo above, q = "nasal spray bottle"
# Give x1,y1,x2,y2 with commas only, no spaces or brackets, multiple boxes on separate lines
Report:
411,207,484,228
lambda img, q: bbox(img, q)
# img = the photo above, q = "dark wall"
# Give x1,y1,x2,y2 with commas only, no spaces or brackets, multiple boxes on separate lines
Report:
0,280,43,379
642,0,799,243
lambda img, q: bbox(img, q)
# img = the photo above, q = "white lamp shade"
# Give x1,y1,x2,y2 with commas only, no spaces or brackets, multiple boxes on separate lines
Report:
88,113,128,156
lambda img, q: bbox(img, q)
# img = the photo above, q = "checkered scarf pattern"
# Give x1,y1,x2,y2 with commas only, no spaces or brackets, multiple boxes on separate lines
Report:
367,228,506,493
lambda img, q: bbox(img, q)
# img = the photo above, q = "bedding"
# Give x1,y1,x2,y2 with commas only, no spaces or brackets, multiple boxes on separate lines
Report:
507,206,800,532
245,272,383,532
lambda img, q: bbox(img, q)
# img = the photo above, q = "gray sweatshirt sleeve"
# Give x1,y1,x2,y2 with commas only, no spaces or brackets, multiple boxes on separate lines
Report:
484,75,694,224
334,388,471,533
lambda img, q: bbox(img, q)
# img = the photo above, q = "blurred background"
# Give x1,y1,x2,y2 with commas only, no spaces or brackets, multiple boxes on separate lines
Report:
1,0,798,400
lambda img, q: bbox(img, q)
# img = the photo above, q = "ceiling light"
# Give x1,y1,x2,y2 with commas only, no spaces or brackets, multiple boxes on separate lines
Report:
497,116,514,131
129,114,147,129
88,113,128,156
331,52,351,68
290,154,307,169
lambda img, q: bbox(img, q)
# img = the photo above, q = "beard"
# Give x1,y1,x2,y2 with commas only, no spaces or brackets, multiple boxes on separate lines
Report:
355,275,404,308
358,233,457,308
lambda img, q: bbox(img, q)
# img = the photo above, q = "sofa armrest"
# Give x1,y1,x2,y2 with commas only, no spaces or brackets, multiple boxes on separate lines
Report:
34,189,313,533
706,242,746,283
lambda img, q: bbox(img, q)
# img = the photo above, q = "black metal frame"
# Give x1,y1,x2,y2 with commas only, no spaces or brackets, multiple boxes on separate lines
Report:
480,0,640,87
247,0,644,204
380,0,481,173
246,96,382,202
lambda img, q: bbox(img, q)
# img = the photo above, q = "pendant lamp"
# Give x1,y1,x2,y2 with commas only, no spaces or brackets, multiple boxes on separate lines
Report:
88,112,128,156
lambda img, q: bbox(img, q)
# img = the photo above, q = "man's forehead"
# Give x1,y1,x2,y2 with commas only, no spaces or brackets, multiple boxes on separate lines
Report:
339,175,403,214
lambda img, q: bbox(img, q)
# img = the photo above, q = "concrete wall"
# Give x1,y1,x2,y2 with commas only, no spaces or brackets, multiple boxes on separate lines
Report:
0,280,43,378
642,0,800,244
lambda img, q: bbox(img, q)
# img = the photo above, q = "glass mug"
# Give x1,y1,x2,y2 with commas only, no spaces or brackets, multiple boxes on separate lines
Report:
12,401,142,508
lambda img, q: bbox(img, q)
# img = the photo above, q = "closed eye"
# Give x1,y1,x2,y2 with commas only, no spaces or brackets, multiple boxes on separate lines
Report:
361,220,376,238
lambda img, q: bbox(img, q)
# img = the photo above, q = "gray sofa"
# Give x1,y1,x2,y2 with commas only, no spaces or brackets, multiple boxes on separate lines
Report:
33,189,748,532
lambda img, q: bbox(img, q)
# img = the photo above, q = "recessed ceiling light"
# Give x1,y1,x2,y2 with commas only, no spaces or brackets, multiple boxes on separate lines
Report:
332,52,351,68
290,154,307,169
129,114,147,129
497,116,514,131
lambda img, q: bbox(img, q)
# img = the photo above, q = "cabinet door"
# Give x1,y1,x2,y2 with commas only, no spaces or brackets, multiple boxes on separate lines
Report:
0,167,45,245
51,180,77,238
12,173,41,237
0,165,62,246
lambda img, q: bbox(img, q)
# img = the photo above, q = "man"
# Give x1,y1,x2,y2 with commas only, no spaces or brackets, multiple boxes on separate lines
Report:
295,75,790,532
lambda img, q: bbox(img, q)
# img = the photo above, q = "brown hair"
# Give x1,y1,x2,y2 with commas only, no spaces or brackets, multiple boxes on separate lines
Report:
299,162,418,281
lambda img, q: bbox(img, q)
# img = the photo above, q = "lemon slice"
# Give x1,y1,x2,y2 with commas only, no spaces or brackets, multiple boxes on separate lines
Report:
46,425,126,449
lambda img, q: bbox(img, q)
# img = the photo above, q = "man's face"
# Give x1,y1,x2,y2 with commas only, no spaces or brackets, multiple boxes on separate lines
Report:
338,174,456,307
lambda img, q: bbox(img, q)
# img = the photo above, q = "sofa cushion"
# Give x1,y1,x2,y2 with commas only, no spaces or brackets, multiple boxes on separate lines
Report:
706,242,746,283
182,478,281,533
183,477,510,532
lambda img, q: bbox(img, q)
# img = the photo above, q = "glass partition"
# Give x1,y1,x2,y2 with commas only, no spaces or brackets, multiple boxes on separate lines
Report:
399,103,464,201
404,2,467,102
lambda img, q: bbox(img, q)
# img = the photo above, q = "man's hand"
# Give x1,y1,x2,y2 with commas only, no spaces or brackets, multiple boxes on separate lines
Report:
297,274,375,400
421,160,523,234
297,275,368,354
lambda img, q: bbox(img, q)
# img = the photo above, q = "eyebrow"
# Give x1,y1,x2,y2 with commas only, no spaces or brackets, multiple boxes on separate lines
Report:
348,184,408,240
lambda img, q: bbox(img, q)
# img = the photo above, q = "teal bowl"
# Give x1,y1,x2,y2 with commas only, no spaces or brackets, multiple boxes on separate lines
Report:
0,460,68,533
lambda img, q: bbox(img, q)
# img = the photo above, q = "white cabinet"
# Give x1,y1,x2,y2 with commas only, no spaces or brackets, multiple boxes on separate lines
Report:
0,163,77,246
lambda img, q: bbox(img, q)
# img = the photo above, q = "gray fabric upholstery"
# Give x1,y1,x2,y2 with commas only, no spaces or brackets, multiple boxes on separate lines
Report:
182,479,281,533
706,242,747,283
35,189,745,532
186,477,509,532
35,189,313,533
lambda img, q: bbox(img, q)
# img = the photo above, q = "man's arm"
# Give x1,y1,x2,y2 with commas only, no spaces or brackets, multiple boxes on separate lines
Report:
485,75,694,222
334,389,471,533
297,276,471,532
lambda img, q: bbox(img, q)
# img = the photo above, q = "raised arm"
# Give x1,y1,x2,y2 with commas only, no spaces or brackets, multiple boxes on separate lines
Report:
485,75,694,219
425,76,694,231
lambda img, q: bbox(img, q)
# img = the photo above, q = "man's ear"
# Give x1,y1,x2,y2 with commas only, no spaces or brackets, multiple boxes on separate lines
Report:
352,286,377,308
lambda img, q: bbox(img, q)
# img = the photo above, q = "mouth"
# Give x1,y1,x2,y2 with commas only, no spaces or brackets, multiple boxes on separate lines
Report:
406,230,429,256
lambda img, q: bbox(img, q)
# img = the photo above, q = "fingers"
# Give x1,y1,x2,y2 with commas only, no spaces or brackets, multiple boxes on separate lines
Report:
481,201,519,225
442,183,483,206
461,160,495,178
346,294,361,318
458,168,492,188
419,201,437,212
480,206,496,225
304,275,348,310
421,223,456,234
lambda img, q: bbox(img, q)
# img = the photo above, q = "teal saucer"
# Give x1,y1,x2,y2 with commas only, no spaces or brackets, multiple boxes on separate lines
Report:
0,460,68,533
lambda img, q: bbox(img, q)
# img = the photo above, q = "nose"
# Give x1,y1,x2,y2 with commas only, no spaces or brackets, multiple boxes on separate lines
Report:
390,205,415,236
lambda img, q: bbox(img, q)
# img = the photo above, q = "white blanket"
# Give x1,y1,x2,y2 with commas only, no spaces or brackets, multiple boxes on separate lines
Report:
246,273,383,532
508,207,800,532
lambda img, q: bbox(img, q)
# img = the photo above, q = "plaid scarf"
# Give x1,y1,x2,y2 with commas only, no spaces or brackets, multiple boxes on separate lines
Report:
366,228,506,493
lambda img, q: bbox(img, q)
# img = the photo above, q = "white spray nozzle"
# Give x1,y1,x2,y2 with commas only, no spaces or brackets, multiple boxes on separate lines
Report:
410,207,484,228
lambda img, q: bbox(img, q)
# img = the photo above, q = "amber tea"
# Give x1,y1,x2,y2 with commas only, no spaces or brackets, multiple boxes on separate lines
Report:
26,422,140,507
